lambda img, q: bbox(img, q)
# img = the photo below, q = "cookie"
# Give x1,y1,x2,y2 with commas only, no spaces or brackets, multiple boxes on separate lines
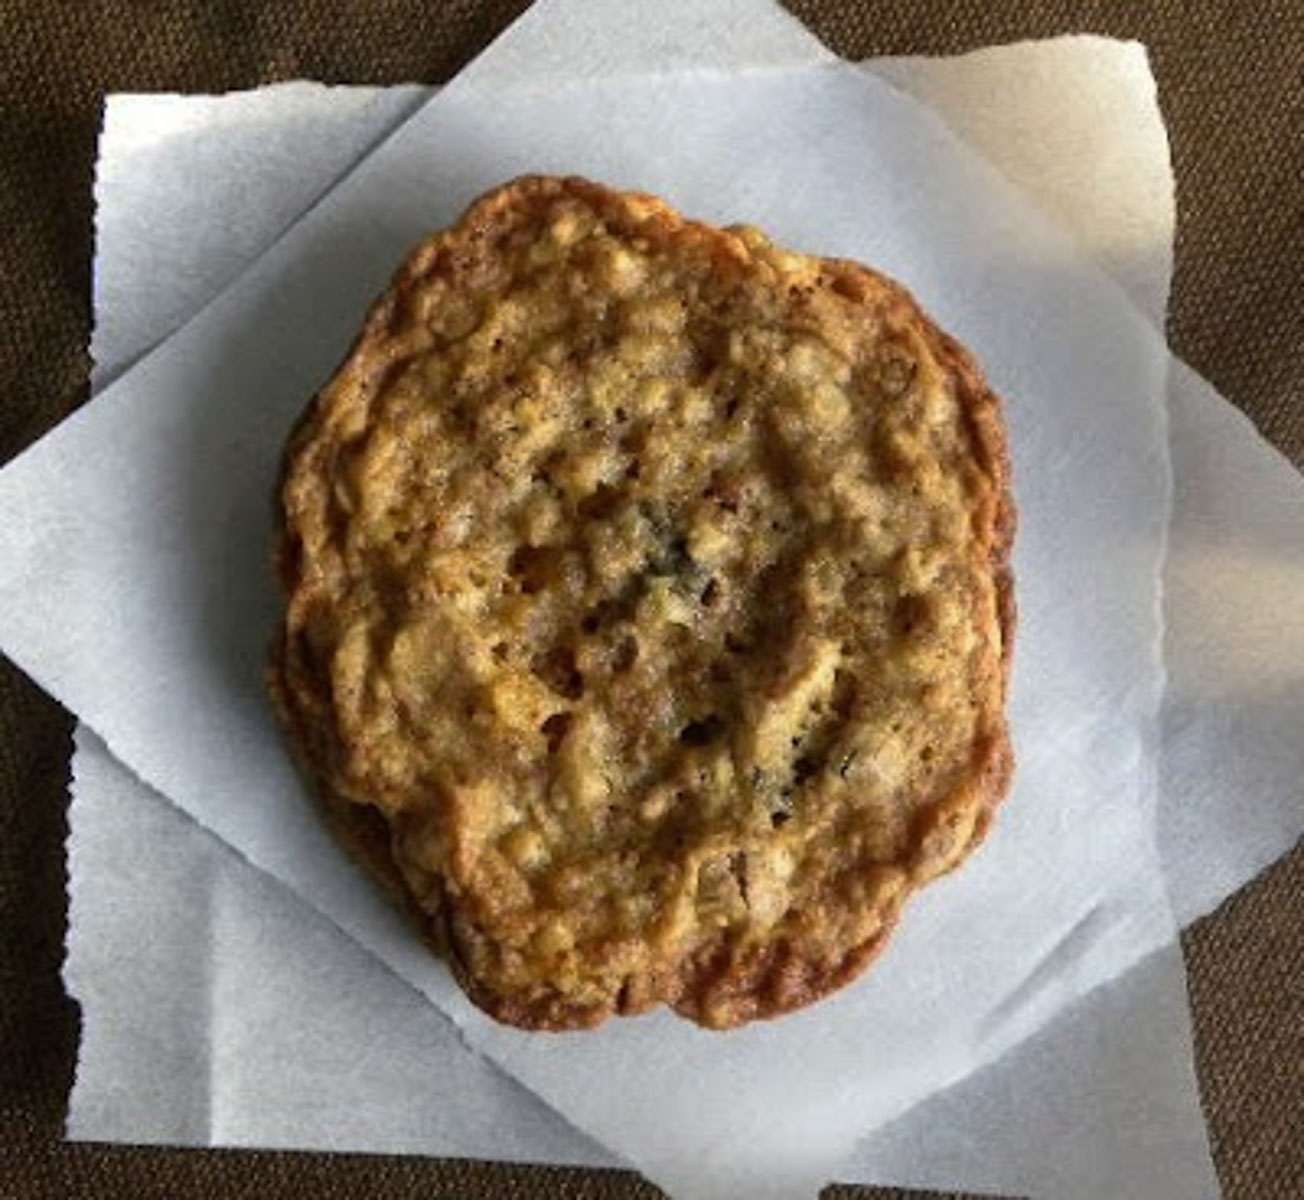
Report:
270,175,1014,1030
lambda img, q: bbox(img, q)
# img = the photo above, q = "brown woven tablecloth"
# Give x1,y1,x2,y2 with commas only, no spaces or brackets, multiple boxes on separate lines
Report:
1,2,1299,1197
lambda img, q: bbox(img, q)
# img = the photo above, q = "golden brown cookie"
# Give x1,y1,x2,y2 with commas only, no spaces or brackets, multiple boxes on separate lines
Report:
270,175,1015,1030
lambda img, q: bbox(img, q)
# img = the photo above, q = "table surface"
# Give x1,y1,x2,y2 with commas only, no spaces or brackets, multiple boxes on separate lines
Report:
1,2,1299,1198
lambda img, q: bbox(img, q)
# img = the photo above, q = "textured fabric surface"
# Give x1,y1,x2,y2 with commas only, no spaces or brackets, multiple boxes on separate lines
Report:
0,1,1298,1197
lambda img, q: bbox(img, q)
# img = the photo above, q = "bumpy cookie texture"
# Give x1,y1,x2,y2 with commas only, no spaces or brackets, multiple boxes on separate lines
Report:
271,176,1015,1031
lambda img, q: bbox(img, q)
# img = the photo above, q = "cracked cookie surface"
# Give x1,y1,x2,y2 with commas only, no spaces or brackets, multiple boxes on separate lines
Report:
271,175,1015,1030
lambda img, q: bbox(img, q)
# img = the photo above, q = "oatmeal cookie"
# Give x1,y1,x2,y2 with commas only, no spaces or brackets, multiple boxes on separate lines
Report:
270,175,1015,1030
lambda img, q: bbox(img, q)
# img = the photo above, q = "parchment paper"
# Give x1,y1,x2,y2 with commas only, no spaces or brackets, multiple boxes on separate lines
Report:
72,37,1213,1200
